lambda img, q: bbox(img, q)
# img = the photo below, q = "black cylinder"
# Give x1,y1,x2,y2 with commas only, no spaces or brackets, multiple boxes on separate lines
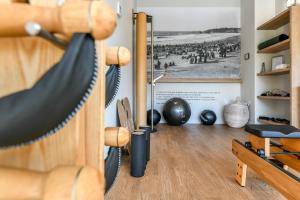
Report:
140,126,151,162
131,132,146,177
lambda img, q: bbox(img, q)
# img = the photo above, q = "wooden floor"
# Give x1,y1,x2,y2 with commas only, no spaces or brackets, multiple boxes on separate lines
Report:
105,125,285,200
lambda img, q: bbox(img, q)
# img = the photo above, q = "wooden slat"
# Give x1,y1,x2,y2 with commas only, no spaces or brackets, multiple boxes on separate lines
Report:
232,140,300,200
290,6,300,128
280,139,300,152
257,68,290,76
257,96,290,101
271,146,300,172
257,9,290,30
257,39,290,54
258,119,288,125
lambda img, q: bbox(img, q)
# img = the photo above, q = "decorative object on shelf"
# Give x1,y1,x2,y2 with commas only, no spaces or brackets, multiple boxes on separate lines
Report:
261,89,290,97
224,97,250,128
200,110,217,125
271,55,288,71
258,34,289,50
260,62,266,73
259,116,290,125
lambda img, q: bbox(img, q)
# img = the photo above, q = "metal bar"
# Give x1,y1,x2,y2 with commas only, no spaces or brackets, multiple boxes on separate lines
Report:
150,16,154,131
25,21,67,49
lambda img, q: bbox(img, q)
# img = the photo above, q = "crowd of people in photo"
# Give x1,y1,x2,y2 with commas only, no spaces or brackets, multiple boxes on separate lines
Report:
148,40,241,70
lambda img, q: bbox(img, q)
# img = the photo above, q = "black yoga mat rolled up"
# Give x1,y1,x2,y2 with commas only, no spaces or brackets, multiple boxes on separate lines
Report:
258,34,289,50
140,126,152,162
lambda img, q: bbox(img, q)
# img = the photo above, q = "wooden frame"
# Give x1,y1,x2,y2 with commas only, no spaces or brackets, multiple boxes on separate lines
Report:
155,78,242,83
232,139,300,200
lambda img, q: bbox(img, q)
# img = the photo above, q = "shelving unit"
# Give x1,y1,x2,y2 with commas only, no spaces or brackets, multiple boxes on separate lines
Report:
257,96,290,101
256,6,300,127
257,39,290,54
257,68,290,76
258,119,288,125
257,9,290,30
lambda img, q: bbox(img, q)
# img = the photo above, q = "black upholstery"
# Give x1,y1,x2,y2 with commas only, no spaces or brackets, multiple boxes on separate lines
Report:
245,125,300,138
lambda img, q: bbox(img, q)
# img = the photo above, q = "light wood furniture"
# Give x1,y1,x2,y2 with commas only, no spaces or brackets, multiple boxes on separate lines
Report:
257,67,290,76
0,1,116,40
257,6,300,128
257,96,290,100
257,39,290,53
156,78,242,83
0,0,119,199
106,125,285,200
106,46,131,66
232,139,300,200
135,12,148,129
105,127,130,147
0,166,103,200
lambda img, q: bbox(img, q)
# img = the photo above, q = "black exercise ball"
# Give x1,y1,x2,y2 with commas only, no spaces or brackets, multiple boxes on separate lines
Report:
147,109,161,126
163,98,191,126
200,110,217,125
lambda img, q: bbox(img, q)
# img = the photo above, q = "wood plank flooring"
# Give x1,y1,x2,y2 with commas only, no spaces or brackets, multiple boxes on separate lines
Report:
105,125,286,200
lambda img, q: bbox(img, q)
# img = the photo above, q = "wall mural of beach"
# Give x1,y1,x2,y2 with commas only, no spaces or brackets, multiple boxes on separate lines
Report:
145,7,241,82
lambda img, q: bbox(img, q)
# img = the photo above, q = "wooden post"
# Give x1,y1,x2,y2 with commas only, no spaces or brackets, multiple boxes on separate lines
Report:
0,1,117,40
106,46,131,66
235,159,247,187
135,12,148,129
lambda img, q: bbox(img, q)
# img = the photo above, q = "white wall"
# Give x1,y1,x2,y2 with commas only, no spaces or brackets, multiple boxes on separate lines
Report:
105,0,135,126
138,0,241,124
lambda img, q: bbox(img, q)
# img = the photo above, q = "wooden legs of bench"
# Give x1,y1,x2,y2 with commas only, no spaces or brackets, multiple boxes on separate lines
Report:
235,159,247,186
235,134,270,187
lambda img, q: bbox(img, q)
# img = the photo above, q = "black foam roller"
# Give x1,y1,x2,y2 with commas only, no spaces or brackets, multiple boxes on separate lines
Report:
258,34,289,50
140,126,151,162
131,132,146,177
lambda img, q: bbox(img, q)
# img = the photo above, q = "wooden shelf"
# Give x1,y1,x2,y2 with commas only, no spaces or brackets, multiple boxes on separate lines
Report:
257,96,290,101
258,119,288,125
257,9,290,30
257,39,290,53
257,68,290,76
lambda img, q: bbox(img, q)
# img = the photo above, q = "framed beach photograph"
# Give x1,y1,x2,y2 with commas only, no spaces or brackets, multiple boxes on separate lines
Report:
144,7,241,83
271,55,285,71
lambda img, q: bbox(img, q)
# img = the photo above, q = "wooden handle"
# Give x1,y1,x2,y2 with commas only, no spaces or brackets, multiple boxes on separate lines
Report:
105,127,130,147
0,1,116,40
0,166,103,200
106,46,131,66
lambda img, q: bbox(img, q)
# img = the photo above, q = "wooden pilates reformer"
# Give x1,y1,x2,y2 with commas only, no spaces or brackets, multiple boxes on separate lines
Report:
232,125,300,200
0,0,131,199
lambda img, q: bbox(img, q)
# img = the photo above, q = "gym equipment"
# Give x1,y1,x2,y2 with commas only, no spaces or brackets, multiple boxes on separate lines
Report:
0,33,97,148
135,12,148,129
131,130,147,177
163,98,191,126
0,166,103,200
0,1,116,40
147,109,161,126
258,34,289,50
200,110,217,125
232,125,300,199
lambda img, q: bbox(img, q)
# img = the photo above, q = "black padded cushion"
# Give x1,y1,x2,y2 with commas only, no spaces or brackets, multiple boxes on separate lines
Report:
245,125,300,138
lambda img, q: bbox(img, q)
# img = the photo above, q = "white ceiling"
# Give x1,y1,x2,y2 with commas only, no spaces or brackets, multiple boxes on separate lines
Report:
137,0,240,7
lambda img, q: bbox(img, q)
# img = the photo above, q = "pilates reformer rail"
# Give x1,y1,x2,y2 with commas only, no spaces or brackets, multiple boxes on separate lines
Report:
0,1,117,40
